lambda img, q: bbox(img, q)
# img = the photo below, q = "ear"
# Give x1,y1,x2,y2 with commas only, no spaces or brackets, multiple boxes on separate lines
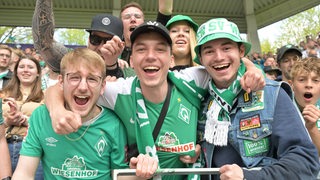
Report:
239,44,246,58
287,79,294,88
170,55,175,68
129,55,134,69
100,78,107,95
58,74,64,87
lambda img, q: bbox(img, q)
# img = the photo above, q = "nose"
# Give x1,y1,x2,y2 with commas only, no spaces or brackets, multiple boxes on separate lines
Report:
146,49,156,60
177,30,186,37
78,78,89,90
305,79,313,88
215,50,225,61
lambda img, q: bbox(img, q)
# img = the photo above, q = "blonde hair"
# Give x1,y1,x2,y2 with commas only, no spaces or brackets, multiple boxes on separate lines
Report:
189,28,198,66
0,44,12,54
60,48,106,79
290,57,320,81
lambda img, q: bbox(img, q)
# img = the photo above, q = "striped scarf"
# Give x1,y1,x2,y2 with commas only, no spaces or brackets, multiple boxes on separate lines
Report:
204,61,246,146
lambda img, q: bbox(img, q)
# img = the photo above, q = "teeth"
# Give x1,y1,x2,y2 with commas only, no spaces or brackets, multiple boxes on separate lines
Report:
76,96,87,99
214,64,228,68
144,66,159,70
176,40,185,44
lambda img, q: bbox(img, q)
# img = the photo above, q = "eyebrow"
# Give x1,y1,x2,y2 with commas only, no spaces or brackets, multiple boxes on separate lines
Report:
202,40,235,50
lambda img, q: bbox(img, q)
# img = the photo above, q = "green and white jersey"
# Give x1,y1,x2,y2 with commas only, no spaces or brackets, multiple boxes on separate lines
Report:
20,105,128,180
98,72,207,180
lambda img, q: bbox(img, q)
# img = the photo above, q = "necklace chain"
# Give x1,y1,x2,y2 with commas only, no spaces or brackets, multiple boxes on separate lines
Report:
64,124,91,141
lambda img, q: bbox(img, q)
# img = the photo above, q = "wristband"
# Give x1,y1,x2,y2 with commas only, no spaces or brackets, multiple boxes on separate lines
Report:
105,61,118,68
2,177,11,180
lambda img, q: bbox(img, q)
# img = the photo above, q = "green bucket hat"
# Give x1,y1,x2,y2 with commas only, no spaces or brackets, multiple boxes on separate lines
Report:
166,15,199,32
194,18,251,64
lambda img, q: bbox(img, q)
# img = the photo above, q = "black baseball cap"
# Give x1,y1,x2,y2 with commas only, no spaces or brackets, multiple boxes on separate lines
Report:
86,14,123,38
276,44,302,63
263,65,281,76
130,21,172,46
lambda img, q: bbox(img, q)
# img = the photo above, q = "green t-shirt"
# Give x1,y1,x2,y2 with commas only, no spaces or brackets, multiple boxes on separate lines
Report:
98,73,206,180
20,105,128,180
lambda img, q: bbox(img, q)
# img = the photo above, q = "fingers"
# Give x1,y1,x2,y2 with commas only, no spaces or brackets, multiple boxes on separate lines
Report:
106,75,117,82
303,104,320,124
100,36,125,62
220,164,244,180
241,70,265,93
52,112,82,134
118,59,129,69
179,144,201,163
133,154,158,179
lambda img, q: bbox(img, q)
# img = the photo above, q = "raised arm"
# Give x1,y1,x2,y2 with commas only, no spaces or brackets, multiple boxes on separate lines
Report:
33,0,68,72
157,0,173,25
44,83,81,134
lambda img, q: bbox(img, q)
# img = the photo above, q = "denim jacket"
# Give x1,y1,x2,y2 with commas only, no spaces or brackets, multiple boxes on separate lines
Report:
197,80,319,180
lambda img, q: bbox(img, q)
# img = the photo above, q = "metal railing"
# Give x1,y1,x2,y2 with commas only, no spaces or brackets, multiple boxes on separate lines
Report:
112,167,261,179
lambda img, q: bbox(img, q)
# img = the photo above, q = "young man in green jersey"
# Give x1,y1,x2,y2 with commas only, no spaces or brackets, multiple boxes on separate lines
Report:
12,48,157,180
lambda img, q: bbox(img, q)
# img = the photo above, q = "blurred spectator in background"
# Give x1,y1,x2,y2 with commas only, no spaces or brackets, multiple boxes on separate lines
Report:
276,44,302,83
9,48,25,72
0,45,13,90
264,65,281,81
302,36,320,58
264,56,278,67
251,51,264,69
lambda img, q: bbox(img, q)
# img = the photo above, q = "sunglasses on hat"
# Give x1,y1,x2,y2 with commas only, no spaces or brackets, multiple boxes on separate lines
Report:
89,34,112,46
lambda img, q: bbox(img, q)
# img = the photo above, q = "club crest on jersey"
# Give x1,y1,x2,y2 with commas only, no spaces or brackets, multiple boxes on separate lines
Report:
95,136,107,157
178,104,191,124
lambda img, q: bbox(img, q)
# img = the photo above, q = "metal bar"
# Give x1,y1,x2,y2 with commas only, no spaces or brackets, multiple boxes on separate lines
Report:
112,167,261,179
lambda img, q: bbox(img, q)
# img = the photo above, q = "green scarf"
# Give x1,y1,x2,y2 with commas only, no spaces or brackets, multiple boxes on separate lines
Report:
204,61,246,146
0,70,8,79
131,72,206,179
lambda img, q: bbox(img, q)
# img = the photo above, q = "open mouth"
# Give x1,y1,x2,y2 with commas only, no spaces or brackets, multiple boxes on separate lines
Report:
175,40,186,44
75,96,89,105
143,66,159,73
129,26,137,32
213,64,230,71
303,92,313,99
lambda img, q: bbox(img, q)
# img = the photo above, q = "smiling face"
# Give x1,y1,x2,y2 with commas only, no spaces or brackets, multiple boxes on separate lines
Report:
130,31,173,90
199,38,245,89
60,49,106,122
169,21,192,59
17,58,39,87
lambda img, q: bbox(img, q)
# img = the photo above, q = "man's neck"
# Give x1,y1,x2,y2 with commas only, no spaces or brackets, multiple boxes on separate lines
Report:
82,105,101,123
140,82,168,104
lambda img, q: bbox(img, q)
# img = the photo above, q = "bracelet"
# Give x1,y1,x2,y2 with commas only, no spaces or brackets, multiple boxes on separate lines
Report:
105,61,118,68
2,177,11,180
